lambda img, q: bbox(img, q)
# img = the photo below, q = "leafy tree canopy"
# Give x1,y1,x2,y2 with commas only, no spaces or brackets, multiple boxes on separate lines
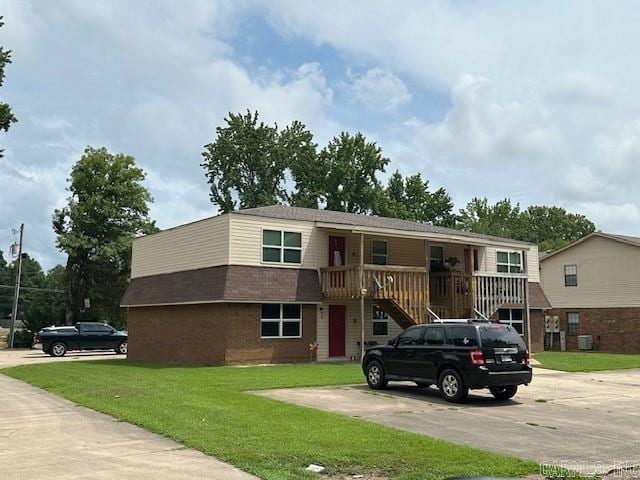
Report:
53,146,156,325
0,17,17,157
459,197,596,250
201,110,316,212
380,170,456,226
320,132,389,214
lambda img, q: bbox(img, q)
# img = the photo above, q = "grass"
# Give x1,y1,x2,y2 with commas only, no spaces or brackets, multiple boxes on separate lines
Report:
535,351,640,372
3,361,540,480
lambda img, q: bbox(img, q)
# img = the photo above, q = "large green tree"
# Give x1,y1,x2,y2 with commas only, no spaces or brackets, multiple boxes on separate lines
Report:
458,197,595,250
0,17,17,157
53,147,156,326
319,132,389,214
201,111,317,212
458,197,524,239
380,170,456,226
521,205,595,251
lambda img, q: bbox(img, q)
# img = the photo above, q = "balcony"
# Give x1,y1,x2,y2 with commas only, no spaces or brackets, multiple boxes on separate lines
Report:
320,264,429,325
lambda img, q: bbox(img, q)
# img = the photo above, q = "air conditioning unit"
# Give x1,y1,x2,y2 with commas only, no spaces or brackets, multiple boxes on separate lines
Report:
578,335,593,350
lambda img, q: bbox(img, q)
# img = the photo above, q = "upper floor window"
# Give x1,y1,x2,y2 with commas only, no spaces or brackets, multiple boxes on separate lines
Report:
564,264,577,286
371,239,388,265
497,251,522,273
262,230,302,264
430,245,444,271
372,305,389,336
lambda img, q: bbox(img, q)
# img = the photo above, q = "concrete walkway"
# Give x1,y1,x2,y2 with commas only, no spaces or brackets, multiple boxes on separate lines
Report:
0,372,257,479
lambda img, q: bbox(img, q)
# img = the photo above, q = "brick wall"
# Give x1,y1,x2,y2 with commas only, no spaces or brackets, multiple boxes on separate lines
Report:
127,303,317,365
548,307,640,353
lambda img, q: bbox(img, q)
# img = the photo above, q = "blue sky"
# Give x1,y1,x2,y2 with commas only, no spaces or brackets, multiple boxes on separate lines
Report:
2,1,640,269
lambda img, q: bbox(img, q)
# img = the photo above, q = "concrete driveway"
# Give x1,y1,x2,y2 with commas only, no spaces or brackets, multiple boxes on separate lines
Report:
0,374,257,480
0,348,125,368
257,367,640,475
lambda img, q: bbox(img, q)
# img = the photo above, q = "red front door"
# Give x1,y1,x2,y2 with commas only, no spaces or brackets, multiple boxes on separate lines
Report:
329,305,346,357
329,235,346,266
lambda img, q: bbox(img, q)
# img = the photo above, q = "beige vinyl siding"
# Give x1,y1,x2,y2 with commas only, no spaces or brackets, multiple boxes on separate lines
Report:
541,235,640,308
316,299,404,360
131,215,230,278
229,214,323,268
483,245,539,282
345,234,425,267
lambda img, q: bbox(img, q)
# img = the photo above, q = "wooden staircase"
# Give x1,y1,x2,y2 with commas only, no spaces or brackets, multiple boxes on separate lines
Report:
374,298,418,330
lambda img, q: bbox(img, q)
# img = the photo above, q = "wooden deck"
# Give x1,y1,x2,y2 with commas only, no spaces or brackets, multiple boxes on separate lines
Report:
320,265,527,325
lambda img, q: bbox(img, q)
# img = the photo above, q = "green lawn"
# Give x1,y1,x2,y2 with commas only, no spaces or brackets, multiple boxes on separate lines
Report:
535,352,640,372
3,361,540,480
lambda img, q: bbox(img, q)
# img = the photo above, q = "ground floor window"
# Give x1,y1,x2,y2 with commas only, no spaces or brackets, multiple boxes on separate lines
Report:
498,308,524,335
372,305,389,336
567,312,580,335
261,304,302,338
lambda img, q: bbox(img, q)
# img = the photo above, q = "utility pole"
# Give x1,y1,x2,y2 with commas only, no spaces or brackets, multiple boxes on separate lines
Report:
8,223,24,349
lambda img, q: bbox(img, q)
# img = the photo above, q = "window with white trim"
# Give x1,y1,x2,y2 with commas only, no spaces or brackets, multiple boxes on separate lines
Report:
498,308,524,336
496,251,522,273
261,304,302,338
371,239,388,265
262,230,302,264
372,305,389,336
567,312,580,335
564,264,577,286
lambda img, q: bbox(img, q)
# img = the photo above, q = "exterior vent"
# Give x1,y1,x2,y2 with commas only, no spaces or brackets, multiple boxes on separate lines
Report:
577,335,593,351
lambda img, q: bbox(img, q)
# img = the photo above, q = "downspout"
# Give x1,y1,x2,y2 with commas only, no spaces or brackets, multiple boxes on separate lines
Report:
360,233,365,361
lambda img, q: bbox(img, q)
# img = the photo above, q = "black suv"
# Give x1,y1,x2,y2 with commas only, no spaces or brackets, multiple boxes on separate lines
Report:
362,320,532,403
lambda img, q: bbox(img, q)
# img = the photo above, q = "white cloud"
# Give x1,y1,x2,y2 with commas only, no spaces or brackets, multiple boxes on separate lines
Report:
0,1,338,269
348,68,411,112
266,0,640,235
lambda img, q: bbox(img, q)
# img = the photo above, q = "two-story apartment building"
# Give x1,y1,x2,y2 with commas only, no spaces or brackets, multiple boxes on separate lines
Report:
540,232,640,353
121,205,550,364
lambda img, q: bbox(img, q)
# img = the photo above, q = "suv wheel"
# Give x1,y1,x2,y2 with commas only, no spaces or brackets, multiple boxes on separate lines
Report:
489,385,518,400
365,361,388,390
50,342,67,357
115,341,128,355
438,369,468,403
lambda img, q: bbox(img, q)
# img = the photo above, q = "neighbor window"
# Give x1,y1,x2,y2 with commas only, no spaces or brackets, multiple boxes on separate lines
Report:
371,239,388,265
430,245,444,270
567,312,580,335
564,264,577,286
262,230,302,264
497,251,522,273
372,305,389,336
260,304,302,338
498,308,524,336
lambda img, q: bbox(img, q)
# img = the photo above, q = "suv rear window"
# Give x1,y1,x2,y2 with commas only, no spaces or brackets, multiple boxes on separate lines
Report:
478,324,525,348
447,326,478,347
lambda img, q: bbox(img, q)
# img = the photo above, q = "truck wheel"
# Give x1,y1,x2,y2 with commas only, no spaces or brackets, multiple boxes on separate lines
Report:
489,385,518,400
438,369,468,403
115,341,128,355
365,360,388,390
50,342,67,357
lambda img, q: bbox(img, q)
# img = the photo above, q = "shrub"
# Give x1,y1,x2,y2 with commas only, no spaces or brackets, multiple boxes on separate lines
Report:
11,329,34,348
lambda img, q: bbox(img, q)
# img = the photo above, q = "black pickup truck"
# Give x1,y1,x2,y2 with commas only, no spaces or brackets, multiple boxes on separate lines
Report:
36,322,128,357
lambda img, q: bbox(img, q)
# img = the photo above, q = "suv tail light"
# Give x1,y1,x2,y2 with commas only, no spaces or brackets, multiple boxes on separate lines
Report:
469,350,485,365
524,350,530,365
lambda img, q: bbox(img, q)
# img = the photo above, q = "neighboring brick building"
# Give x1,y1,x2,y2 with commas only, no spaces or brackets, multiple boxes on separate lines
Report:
540,232,640,353
122,205,546,365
